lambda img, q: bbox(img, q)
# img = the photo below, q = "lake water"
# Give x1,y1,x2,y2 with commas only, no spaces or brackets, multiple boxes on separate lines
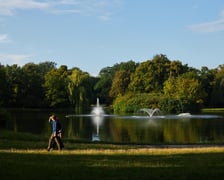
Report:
2,108,224,144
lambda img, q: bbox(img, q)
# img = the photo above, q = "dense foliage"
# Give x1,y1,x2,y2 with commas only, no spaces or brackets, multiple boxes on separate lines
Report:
1,54,224,113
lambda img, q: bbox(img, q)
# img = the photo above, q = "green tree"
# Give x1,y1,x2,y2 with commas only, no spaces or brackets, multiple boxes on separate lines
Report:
163,72,205,112
210,65,224,107
68,68,91,112
109,70,131,97
129,54,192,93
169,60,189,78
21,63,46,107
198,66,216,106
38,61,56,76
2,62,56,108
94,66,113,104
4,64,25,107
129,54,171,93
0,64,7,106
96,60,138,104
43,65,69,107
111,60,138,75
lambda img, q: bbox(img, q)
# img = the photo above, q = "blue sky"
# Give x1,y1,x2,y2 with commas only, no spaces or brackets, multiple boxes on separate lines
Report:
0,0,224,75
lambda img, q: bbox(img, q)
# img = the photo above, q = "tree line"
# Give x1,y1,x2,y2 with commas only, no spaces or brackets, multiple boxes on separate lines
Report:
0,54,224,113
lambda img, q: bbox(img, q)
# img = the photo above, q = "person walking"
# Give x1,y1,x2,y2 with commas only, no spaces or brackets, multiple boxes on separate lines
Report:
47,115,64,151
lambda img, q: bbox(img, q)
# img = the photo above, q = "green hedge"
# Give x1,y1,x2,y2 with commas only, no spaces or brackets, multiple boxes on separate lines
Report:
113,93,162,113
113,93,201,114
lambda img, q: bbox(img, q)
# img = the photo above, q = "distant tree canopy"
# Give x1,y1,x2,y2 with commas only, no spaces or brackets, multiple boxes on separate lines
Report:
128,54,189,93
0,54,223,113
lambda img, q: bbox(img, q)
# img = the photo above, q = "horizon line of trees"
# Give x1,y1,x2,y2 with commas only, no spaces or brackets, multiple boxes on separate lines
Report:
0,54,224,113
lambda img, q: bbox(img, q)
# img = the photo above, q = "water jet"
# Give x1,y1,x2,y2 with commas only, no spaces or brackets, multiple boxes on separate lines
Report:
138,108,161,117
91,98,105,116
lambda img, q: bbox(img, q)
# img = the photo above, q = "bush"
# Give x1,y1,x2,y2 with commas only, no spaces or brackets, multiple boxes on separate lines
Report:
113,94,201,114
159,98,183,114
113,93,162,113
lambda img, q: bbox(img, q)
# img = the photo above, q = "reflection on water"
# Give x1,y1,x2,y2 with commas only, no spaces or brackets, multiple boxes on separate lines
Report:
91,115,104,141
2,109,224,144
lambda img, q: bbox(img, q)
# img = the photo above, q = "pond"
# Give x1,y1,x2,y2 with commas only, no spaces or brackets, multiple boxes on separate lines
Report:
1,106,224,145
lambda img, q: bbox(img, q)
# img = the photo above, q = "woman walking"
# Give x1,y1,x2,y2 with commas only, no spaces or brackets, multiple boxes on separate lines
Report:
47,115,64,151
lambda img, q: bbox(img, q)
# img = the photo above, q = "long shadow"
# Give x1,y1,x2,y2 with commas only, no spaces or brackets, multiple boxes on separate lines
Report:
1,151,224,180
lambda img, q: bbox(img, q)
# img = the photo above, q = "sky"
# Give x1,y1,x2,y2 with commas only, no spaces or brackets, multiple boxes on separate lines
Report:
0,0,224,76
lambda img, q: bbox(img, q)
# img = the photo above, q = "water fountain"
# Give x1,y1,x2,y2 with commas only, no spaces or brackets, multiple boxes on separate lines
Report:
91,98,104,141
138,108,161,117
177,112,191,117
91,98,105,116
91,115,103,141
137,108,202,119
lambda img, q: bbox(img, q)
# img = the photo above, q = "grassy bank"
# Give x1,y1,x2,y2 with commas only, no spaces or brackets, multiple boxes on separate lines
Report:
1,130,224,180
201,107,224,112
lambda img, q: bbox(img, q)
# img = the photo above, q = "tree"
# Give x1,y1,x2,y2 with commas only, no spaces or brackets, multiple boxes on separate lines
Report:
198,66,216,106
109,70,131,97
94,66,113,104
96,60,138,104
0,64,7,106
129,54,171,93
68,68,91,112
43,65,70,107
38,61,57,76
111,60,138,75
210,65,224,107
4,64,25,107
169,60,189,78
163,71,205,112
21,63,46,107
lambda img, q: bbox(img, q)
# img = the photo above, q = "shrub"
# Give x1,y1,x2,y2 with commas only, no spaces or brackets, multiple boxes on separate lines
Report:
113,93,162,113
159,98,183,114
113,94,201,114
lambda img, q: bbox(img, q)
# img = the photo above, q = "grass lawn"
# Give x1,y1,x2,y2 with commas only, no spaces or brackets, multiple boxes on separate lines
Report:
1,130,224,180
201,107,224,112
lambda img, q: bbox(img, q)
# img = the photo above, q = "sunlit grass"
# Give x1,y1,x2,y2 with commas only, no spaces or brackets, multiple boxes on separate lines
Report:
1,130,224,179
1,146,224,155
202,107,224,112
1,146,224,179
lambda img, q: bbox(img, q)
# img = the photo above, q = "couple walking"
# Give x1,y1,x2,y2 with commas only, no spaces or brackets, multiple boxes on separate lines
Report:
47,115,64,151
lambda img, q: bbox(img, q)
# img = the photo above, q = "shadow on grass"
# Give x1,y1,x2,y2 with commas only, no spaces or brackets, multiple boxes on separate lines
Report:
1,130,224,179
1,151,224,180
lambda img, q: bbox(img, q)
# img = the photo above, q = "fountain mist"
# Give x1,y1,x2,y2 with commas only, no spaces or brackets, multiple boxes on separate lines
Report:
91,98,105,116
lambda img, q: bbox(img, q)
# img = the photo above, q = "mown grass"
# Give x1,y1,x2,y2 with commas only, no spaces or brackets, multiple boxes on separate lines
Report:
1,130,224,180
201,107,224,112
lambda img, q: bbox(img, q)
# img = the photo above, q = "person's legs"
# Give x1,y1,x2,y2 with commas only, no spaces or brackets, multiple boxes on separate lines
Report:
48,134,63,151
51,138,56,148
54,136,61,150
57,136,64,149
47,134,54,151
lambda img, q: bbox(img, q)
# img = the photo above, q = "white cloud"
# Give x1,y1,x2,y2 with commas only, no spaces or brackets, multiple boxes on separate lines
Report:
0,53,32,66
0,34,9,42
0,0,122,20
189,10,224,33
189,19,224,33
51,0,122,19
99,14,111,21
49,8,81,15
0,0,49,16
57,0,80,5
